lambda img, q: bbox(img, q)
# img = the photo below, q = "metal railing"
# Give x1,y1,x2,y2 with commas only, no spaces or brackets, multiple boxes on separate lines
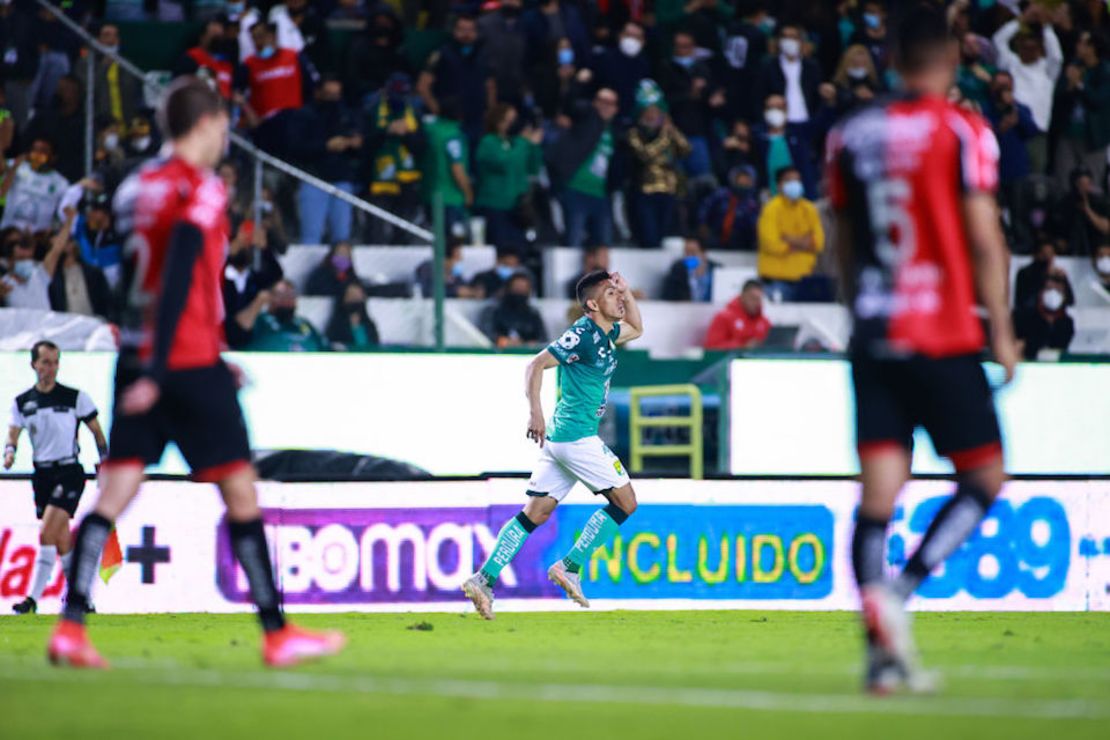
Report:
628,384,704,479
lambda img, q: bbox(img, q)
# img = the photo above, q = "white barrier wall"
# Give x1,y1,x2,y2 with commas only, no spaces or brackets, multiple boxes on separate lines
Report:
730,359,1110,476
0,479,1106,615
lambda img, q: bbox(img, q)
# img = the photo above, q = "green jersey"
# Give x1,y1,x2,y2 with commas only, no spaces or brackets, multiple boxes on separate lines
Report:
422,116,468,207
567,127,613,198
545,316,621,443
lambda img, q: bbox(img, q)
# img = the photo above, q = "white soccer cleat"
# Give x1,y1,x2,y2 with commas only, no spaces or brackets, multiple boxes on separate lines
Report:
462,573,496,620
861,583,938,695
548,561,590,608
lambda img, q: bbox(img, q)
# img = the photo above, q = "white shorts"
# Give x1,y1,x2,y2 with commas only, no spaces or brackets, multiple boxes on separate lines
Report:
527,436,631,502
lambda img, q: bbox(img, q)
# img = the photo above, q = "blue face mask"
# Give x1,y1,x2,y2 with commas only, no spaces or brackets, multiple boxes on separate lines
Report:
782,180,804,201
558,48,575,66
13,259,35,280
673,55,695,69
496,264,515,280
228,1,245,13
451,262,465,278
683,255,702,271
459,43,475,57
863,12,881,30
258,45,276,60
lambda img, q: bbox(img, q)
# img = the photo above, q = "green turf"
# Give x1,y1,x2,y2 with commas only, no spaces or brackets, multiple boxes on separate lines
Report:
1,611,1108,739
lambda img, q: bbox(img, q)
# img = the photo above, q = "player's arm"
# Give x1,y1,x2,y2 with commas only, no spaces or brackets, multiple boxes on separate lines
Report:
832,211,856,304
525,349,559,448
611,273,643,344
120,220,204,415
963,192,1018,382
42,208,77,276
3,425,20,469
84,417,108,462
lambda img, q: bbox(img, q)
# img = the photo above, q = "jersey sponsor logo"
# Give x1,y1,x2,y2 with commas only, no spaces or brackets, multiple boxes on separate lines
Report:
566,353,580,364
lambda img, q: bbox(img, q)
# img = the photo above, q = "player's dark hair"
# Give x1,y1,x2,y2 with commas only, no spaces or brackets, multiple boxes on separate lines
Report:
742,279,764,293
31,340,59,363
159,76,225,140
775,165,799,184
249,20,277,36
576,270,612,310
893,4,952,74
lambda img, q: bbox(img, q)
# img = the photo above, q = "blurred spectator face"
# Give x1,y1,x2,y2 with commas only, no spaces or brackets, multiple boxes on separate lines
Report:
11,238,35,276
764,95,787,130
557,38,575,67
1076,32,1097,66
371,15,399,48
1015,33,1043,65
56,77,80,114
251,23,276,55
731,167,756,192
270,281,298,317
286,0,307,13
638,105,664,130
778,169,803,200
454,17,478,48
862,2,885,33
506,274,532,299
342,281,366,307
1034,241,1056,264
86,205,111,232
129,117,153,152
620,23,645,58
497,106,518,135
1041,276,1066,312
960,33,981,63
501,0,523,17
673,32,696,64
683,238,705,259
218,161,238,196
1074,172,1094,196
200,20,223,51
317,79,343,103
843,46,872,79
99,122,122,152
585,246,610,271
331,242,353,272
778,26,802,59
740,283,764,317
594,89,619,122
27,140,54,171
98,24,120,52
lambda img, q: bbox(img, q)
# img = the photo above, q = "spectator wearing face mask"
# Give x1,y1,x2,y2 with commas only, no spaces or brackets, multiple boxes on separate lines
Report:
986,71,1038,186
0,139,69,233
475,103,544,250
704,279,772,350
485,272,547,348
248,280,327,352
235,21,318,156
720,2,772,124
174,18,236,99
590,21,652,125
48,232,112,319
326,282,380,351
305,241,357,298
1013,273,1074,360
662,236,718,302
473,247,531,298
71,191,123,287
417,14,496,145
23,76,85,183
757,166,824,302
956,32,998,112
660,30,722,181
1,210,71,310
1049,166,1110,256
993,5,1063,173
697,165,761,251
422,96,473,240
753,94,817,198
223,218,284,349
75,23,143,131
415,238,484,299
289,77,362,244
365,73,424,244
755,24,822,131
848,1,890,78
718,120,756,182
627,102,690,249
1015,240,1074,311
121,115,159,170
827,44,881,114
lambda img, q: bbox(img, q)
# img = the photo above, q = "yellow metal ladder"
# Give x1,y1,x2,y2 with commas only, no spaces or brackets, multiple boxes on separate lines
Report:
628,384,704,479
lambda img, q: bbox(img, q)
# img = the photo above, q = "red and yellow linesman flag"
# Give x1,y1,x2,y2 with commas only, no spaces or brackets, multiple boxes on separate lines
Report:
99,527,122,584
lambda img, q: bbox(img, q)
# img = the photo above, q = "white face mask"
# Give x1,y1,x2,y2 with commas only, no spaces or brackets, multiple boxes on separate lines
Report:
847,66,869,80
1042,288,1065,312
764,108,787,129
133,135,151,151
103,133,119,150
619,36,643,58
780,37,801,59
1097,256,1110,275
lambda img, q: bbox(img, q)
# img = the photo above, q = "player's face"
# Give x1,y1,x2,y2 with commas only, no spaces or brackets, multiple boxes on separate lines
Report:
593,284,625,321
32,349,59,386
197,110,230,168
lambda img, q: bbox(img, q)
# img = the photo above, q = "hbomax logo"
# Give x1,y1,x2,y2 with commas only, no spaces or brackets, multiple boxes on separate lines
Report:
213,505,836,604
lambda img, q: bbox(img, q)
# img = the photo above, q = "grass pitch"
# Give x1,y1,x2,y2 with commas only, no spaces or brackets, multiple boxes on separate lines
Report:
1,611,1108,739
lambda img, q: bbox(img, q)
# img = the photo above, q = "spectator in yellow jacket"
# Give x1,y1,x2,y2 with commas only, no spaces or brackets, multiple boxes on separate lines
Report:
757,165,824,302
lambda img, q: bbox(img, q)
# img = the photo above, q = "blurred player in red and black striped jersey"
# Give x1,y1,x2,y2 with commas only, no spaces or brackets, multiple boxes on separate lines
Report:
826,5,1019,694
48,77,345,670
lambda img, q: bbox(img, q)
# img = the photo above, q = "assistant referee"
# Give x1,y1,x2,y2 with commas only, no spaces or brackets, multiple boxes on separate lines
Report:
4,340,106,614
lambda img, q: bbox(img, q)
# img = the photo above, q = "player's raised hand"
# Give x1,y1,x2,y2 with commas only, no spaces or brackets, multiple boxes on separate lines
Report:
120,377,161,416
2,448,14,469
526,410,546,448
609,272,630,295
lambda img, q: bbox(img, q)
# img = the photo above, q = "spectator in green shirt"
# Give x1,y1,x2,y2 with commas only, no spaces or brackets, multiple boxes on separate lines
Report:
247,280,327,352
475,103,543,248
421,96,473,240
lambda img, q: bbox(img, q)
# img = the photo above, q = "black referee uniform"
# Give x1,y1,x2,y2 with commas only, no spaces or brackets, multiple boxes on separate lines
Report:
8,384,97,518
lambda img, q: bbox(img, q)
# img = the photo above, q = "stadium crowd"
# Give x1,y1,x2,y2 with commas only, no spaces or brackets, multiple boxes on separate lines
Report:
0,0,1107,355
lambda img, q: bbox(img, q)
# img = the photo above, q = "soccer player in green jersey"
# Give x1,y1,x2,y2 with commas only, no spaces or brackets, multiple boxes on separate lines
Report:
463,271,643,619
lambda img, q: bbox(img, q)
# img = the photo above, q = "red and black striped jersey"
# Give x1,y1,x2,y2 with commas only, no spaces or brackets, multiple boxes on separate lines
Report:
826,94,999,358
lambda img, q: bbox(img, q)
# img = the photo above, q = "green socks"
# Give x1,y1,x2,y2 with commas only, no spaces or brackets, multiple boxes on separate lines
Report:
479,512,538,586
562,503,629,574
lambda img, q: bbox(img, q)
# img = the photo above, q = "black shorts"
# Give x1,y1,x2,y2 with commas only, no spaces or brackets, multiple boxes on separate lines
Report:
106,355,252,481
851,353,1002,472
32,464,87,519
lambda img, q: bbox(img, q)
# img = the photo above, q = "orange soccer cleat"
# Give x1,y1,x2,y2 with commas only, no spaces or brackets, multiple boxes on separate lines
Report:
47,621,109,669
262,624,347,668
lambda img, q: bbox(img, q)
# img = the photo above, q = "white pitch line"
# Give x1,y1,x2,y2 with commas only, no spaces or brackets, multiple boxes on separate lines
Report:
0,665,1106,721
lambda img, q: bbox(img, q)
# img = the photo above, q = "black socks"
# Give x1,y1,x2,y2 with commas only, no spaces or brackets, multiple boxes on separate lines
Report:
62,512,113,624
228,518,286,633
